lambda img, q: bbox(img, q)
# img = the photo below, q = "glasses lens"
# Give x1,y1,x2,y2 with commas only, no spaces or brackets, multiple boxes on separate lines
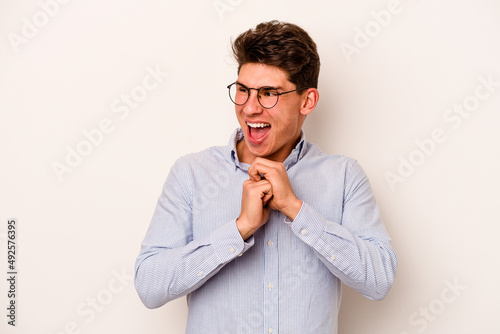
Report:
228,83,279,108
229,83,249,105
258,87,279,108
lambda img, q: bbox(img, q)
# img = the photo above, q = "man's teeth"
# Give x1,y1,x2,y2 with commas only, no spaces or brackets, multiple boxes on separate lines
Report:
247,123,270,128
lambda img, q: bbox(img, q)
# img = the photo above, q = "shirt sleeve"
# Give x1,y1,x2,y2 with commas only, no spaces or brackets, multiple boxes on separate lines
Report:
286,160,398,301
134,159,253,309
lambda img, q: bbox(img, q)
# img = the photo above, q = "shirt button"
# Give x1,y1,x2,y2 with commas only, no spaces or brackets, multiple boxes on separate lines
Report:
330,255,336,261
301,229,307,235
268,283,273,290
267,240,274,247
238,252,243,257
197,271,203,277
268,328,273,333
229,247,235,253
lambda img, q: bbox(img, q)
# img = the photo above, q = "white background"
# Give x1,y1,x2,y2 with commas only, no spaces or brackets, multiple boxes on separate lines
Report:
1,0,499,333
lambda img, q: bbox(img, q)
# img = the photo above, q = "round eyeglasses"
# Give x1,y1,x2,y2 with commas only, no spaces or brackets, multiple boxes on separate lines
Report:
227,82,308,109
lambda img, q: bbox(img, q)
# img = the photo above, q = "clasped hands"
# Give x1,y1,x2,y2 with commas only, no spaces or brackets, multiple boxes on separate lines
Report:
236,158,302,240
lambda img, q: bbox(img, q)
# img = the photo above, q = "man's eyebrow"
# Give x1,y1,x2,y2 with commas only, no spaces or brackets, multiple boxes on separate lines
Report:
235,81,248,88
235,81,283,90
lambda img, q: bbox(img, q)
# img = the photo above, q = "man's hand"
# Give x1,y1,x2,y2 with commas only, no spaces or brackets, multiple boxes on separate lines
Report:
236,178,273,240
247,158,302,221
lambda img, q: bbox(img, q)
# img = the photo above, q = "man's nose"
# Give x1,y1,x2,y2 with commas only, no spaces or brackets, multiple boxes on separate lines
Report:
242,89,263,115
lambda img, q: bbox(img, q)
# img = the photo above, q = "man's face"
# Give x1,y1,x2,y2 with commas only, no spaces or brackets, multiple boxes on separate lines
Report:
235,63,307,163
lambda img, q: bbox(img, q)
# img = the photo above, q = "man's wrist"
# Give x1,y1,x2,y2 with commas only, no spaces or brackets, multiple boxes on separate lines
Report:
235,217,254,241
281,198,302,222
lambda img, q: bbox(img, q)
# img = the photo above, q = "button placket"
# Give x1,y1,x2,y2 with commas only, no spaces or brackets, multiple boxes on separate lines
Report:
263,211,279,333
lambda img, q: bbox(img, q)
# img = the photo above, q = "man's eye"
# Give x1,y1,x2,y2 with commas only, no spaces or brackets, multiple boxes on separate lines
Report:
261,89,277,97
236,84,247,92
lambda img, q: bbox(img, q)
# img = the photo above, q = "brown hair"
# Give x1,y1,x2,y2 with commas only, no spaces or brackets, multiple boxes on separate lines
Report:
232,20,320,91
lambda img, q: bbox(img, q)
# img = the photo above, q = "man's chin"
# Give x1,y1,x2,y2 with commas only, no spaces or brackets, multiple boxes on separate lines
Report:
247,144,278,161
238,140,269,163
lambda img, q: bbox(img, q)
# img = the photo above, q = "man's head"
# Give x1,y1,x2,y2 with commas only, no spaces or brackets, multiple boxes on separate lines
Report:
232,20,320,92
231,21,320,163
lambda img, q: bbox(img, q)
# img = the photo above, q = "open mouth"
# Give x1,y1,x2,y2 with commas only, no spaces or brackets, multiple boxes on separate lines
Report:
247,122,271,143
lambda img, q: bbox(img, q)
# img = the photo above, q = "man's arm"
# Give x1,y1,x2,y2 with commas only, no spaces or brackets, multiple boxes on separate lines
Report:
250,157,397,300
236,178,273,240
134,159,253,309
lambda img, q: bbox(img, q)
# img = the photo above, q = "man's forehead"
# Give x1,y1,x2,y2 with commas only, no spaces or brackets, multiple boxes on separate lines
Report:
237,63,292,88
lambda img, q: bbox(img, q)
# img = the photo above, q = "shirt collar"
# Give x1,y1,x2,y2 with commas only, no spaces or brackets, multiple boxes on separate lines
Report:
228,128,306,171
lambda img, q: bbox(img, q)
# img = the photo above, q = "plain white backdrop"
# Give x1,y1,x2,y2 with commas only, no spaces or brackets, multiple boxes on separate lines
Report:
1,0,499,333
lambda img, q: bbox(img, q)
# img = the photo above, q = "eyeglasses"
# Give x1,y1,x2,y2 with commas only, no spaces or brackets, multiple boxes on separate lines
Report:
227,82,308,109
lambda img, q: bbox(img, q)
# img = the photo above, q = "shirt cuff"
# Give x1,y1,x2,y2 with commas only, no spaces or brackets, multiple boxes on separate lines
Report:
210,219,254,263
285,202,325,244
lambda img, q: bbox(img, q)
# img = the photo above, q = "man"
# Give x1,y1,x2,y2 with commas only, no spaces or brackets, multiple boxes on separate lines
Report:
135,20,397,333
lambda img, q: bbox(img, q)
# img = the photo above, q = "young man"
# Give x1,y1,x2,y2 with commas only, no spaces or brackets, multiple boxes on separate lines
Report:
135,21,397,333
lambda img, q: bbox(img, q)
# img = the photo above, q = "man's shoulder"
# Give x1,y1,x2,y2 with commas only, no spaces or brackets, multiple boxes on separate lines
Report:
304,142,358,167
302,143,369,187
172,144,231,170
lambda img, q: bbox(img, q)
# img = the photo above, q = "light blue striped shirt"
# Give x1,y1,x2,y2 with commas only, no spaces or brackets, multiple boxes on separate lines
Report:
135,128,397,334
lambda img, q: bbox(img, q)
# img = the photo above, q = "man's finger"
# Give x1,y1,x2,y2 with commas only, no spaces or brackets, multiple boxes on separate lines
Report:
248,163,274,181
246,179,272,197
262,185,273,204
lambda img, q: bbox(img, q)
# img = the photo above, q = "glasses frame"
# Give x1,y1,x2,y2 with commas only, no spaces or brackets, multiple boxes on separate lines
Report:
227,82,308,109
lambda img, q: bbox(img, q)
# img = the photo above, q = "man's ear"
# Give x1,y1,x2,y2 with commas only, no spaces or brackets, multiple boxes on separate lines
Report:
300,88,319,116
